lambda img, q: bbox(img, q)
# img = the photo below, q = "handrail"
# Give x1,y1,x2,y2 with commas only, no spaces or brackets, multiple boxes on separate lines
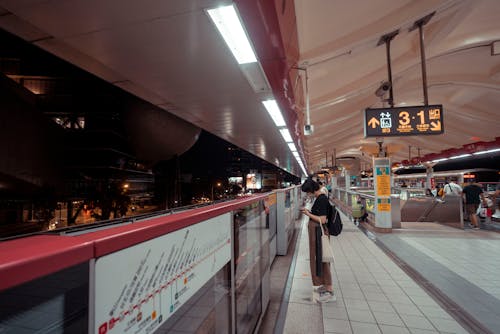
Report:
0,194,267,292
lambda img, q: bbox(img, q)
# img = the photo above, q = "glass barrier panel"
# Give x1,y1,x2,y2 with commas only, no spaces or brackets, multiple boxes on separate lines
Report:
154,265,231,334
0,262,89,333
233,200,268,334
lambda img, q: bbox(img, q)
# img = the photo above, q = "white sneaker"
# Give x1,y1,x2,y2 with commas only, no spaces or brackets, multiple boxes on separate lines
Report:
314,285,327,293
318,291,336,303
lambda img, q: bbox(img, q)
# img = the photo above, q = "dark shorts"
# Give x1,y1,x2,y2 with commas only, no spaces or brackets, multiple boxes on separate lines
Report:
466,203,479,215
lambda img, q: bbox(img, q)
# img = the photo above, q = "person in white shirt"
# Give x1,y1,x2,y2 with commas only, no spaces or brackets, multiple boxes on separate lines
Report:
443,179,462,197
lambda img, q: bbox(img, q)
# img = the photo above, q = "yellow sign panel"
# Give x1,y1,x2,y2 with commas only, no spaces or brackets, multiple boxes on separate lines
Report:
377,198,391,212
378,203,391,212
376,167,391,197
376,175,391,196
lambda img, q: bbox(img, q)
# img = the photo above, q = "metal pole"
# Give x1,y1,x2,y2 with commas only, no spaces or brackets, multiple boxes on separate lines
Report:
418,24,429,106
386,40,394,107
378,30,399,108
410,12,434,106
305,67,310,124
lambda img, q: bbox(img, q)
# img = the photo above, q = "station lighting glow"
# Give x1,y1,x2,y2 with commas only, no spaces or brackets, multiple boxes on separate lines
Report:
262,100,286,127
432,158,449,163
279,128,293,143
288,142,297,152
207,5,257,64
473,148,500,155
449,154,472,159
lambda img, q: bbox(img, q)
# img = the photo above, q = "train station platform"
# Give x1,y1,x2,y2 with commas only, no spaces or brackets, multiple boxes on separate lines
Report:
270,211,500,334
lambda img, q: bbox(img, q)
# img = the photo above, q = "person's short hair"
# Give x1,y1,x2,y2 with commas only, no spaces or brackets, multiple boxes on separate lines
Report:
301,178,319,193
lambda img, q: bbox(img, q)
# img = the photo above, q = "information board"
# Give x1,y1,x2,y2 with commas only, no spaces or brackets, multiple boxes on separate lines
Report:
373,157,392,228
94,214,231,334
364,105,443,137
375,167,391,196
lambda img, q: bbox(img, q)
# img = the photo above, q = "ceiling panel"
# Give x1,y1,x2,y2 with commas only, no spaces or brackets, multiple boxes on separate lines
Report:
0,0,499,175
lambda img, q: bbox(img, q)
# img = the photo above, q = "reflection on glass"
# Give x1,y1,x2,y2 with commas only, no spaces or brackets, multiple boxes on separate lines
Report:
156,265,231,333
233,201,269,334
284,191,291,208
0,263,89,332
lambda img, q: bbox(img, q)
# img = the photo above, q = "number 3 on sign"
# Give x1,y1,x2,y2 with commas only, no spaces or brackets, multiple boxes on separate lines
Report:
399,111,410,126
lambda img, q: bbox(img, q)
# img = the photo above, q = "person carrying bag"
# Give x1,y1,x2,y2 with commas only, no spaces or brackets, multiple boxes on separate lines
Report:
301,177,336,303
319,216,334,262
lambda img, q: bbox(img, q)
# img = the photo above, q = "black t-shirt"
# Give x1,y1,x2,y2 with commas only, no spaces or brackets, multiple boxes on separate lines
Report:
462,184,483,204
311,194,329,221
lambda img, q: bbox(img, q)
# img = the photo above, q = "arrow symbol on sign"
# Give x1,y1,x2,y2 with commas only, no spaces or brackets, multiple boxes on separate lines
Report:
368,117,380,128
430,120,441,131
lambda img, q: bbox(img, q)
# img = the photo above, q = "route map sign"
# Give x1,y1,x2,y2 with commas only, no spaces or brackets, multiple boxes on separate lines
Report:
364,105,443,137
94,214,231,334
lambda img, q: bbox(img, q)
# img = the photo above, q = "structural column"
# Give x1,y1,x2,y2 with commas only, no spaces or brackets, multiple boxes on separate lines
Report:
373,157,392,232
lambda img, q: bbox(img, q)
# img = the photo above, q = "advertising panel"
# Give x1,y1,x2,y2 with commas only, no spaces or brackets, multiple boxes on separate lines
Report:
246,173,262,190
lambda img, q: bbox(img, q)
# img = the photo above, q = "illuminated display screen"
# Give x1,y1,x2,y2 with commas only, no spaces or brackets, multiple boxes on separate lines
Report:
364,105,443,137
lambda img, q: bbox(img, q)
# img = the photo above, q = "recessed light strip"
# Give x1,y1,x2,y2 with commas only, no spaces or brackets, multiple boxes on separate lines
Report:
207,5,257,64
262,100,286,127
473,148,500,155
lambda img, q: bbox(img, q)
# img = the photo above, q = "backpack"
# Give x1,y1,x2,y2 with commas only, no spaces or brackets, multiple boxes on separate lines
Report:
326,202,343,236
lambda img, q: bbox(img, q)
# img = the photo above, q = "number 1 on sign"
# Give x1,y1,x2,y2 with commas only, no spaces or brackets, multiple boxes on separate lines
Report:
417,110,425,124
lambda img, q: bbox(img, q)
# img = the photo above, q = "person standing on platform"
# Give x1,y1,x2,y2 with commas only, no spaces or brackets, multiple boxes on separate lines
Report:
351,199,365,226
462,181,486,229
493,182,500,219
443,178,462,198
301,177,335,303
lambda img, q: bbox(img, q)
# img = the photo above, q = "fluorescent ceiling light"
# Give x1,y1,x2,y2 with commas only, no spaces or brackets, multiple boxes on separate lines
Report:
279,128,293,143
263,100,286,127
449,154,471,159
288,142,297,152
473,148,500,155
432,158,449,162
207,5,257,64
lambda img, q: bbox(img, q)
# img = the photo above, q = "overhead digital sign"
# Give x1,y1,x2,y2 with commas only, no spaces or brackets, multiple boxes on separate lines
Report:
364,105,443,137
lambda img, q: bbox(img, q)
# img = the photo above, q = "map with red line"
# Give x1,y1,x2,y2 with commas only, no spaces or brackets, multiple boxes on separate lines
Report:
94,214,232,334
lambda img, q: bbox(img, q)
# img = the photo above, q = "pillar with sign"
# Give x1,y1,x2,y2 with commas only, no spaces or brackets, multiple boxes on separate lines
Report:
373,157,392,232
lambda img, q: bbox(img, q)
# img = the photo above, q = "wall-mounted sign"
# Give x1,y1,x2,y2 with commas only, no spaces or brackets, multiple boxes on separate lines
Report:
373,157,392,229
94,214,231,334
364,105,443,137
375,167,391,196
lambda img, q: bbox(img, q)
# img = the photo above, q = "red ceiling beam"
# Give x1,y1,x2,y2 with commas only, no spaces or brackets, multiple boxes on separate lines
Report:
235,0,302,158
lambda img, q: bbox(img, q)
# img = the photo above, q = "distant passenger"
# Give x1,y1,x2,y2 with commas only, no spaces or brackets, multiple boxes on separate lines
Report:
462,181,486,229
300,177,335,303
493,182,500,219
351,199,366,226
425,188,434,197
443,178,462,198
318,181,329,197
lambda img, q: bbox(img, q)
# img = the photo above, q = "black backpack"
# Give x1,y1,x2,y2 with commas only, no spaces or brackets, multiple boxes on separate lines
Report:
326,203,343,236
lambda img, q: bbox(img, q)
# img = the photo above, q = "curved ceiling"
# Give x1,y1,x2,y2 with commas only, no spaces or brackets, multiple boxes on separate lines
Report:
294,0,500,170
0,0,499,176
